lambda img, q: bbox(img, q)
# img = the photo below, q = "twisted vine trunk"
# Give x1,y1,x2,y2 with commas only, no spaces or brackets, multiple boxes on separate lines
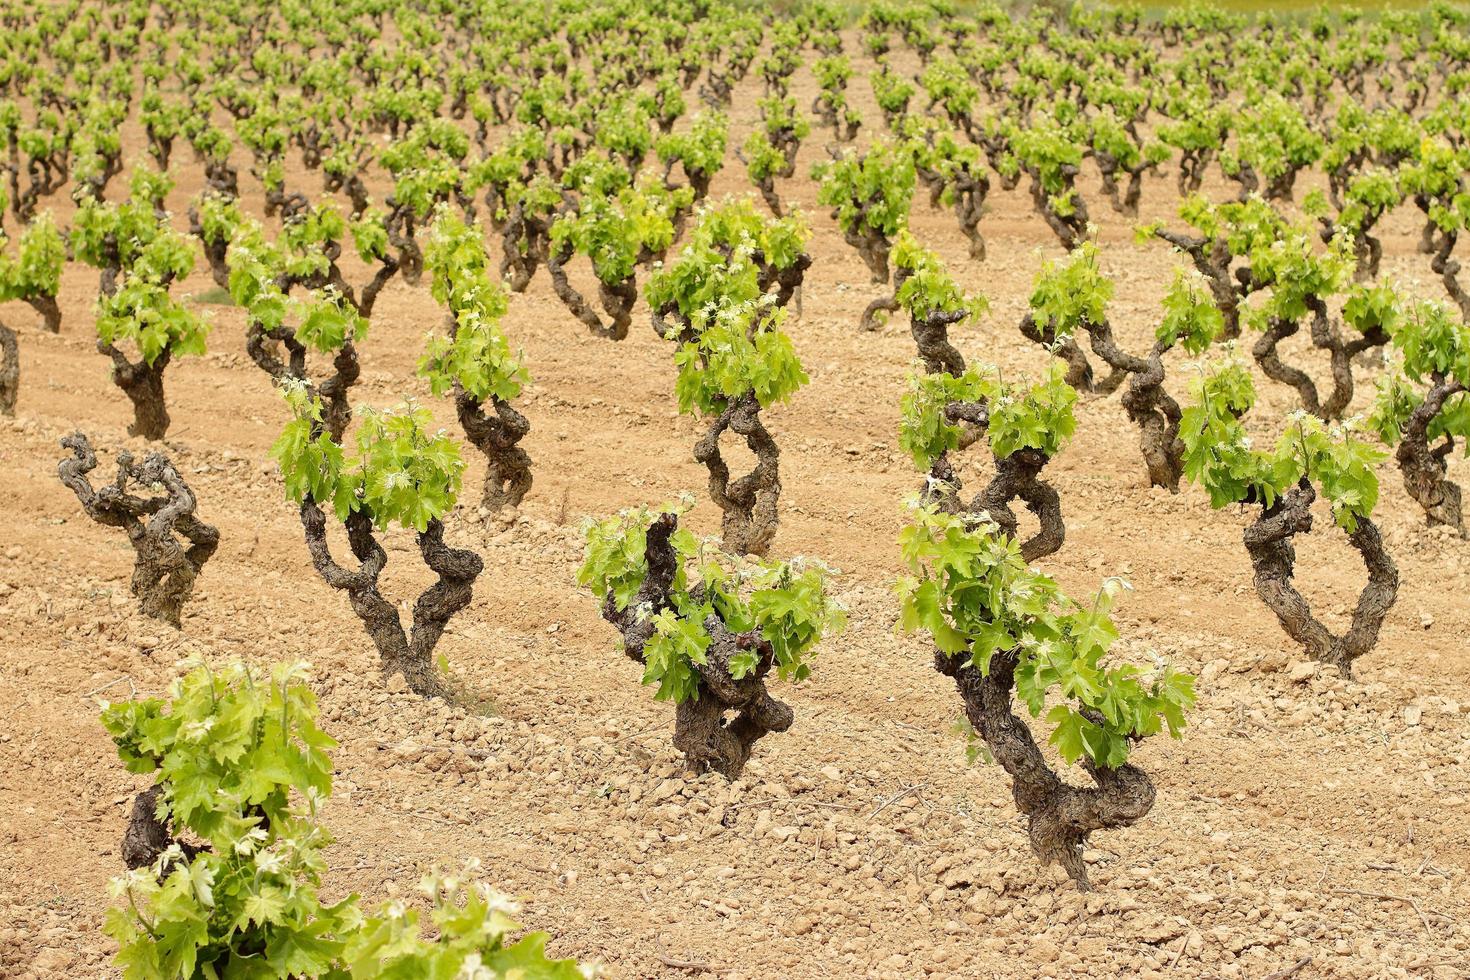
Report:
1431,234,1470,322
268,235,398,320
694,393,781,557
859,292,899,333
1394,376,1466,534
911,307,969,377
1093,153,1145,218
1265,168,1301,203
1079,319,1184,491
456,389,532,512
974,447,1066,563
1251,297,1387,420
0,320,16,415
927,399,1148,889
1026,168,1089,251
936,650,1155,890
385,204,423,285
205,159,239,199
872,262,972,373
952,172,989,260
1121,359,1184,492
299,500,483,697
843,224,891,284
499,202,551,293
756,249,810,313
547,243,636,340
58,433,219,627
745,165,783,217
325,169,372,218
98,343,172,441
26,295,60,333
1176,148,1214,196
599,513,793,778
1244,481,1399,678
188,206,231,290
1018,314,1125,395
245,321,361,443
1228,162,1261,202
325,255,400,320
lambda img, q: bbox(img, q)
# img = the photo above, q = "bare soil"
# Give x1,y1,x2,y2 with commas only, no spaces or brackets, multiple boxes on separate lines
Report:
2,44,1469,980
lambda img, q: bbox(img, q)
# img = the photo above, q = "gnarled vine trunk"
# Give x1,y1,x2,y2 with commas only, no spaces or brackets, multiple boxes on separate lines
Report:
385,204,423,285
1078,318,1185,491
499,201,552,293
952,172,989,260
599,513,793,778
0,320,16,415
98,343,173,441
1251,297,1387,420
456,389,532,512
1018,313,1125,395
1431,233,1470,323
26,295,60,333
973,446,1066,563
927,413,1134,889
325,168,372,217
245,320,361,443
936,650,1155,890
1093,153,1145,218
1026,168,1089,251
188,205,231,290
843,224,891,284
1243,481,1399,678
325,254,400,320
299,499,483,697
694,393,781,557
1176,148,1214,196
1121,358,1184,492
547,243,637,341
58,433,219,627
859,292,899,333
1394,376,1466,534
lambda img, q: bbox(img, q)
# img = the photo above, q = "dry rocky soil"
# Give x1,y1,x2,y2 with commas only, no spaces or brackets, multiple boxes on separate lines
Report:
2,47,1470,980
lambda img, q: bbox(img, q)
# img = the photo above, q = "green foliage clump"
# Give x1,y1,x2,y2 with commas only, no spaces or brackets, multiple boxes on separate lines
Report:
1028,241,1112,337
579,503,844,701
1181,359,1384,530
672,301,808,417
813,139,915,239
96,277,210,367
272,387,463,532
102,661,587,980
1156,269,1223,355
897,506,1195,769
419,211,528,405
1369,301,1470,448
0,212,65,305
551,178,694,285
891,230,986,322
899,363,1077,471
644,198,809,329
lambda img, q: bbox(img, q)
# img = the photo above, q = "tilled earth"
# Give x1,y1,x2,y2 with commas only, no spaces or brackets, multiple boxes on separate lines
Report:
2,43,1469,980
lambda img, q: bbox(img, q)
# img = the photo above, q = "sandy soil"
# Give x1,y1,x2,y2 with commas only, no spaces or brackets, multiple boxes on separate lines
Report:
2,37,1469,980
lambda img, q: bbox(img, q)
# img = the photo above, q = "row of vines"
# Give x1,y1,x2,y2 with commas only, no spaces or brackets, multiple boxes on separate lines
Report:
7,0,1470,973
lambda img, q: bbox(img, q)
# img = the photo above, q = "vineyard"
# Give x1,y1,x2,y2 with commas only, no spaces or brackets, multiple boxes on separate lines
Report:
2,0,1470,977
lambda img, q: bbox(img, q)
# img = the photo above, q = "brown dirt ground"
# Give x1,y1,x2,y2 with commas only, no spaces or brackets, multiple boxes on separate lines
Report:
2,41,1470,980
